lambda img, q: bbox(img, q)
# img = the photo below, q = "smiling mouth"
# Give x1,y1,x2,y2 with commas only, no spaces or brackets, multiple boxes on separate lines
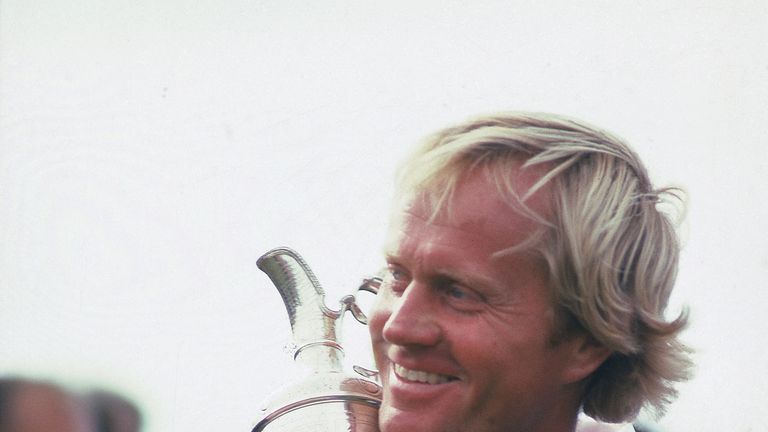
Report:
393,364,458,384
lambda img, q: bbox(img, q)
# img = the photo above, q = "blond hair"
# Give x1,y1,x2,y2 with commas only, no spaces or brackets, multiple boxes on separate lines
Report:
396,112,693,422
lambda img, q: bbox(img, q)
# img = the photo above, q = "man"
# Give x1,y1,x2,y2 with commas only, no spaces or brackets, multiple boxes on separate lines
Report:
0,378,94,432
367,112,692,432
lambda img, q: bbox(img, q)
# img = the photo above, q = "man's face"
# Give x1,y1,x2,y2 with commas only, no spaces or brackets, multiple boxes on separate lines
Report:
368,169,586,432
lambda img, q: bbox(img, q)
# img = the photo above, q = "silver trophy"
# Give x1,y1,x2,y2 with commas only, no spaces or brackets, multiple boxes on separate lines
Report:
252,247,383,432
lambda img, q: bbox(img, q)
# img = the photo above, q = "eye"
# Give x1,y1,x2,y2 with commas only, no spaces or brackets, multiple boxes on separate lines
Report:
446,285,470,299
383,264,409,294
390,267,407,282
439,281,485,312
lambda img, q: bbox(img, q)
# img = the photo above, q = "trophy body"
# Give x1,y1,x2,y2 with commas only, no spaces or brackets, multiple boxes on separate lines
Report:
252,247,382,432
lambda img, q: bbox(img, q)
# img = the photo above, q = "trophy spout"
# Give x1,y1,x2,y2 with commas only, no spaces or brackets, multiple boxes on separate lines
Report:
257,247,346,372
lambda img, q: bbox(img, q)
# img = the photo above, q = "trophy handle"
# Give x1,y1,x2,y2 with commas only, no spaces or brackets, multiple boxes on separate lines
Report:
349,275,382,382
347,275,382,325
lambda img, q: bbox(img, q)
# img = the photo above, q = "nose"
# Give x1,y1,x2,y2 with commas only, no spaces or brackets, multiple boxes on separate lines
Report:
381,281,442,347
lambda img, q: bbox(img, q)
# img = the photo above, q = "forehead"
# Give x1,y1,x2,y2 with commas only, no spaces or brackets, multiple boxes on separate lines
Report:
388,164,553,257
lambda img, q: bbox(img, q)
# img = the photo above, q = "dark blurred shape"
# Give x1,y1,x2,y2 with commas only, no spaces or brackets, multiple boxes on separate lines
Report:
0,377,94,432
86,390,142,432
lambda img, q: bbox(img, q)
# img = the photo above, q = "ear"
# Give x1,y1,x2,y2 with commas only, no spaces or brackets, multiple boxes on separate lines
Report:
560,333,612,384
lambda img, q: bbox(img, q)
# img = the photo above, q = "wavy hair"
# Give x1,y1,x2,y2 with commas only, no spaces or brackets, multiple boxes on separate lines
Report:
395,112,693,422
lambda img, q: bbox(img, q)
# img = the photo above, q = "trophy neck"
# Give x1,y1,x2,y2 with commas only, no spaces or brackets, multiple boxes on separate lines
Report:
257,247,348,373
293,340,345,372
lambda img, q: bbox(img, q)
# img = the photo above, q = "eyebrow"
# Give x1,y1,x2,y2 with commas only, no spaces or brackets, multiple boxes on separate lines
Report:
434,267,502,295
381,246,398,262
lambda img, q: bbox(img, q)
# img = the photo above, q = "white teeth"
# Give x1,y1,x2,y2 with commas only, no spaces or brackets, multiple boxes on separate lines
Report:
394,364,452,384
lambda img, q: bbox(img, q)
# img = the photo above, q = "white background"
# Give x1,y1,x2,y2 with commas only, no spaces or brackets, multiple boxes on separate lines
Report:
1,1,767,431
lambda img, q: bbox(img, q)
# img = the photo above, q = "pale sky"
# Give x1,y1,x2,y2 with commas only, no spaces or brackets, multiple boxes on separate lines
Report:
1,1,767,431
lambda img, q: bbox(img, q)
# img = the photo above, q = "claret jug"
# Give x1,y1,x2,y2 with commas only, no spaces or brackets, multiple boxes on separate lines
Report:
251,247,382,432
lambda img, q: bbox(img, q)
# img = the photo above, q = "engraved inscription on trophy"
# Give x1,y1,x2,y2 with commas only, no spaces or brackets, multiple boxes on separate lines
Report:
252,247,382,432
